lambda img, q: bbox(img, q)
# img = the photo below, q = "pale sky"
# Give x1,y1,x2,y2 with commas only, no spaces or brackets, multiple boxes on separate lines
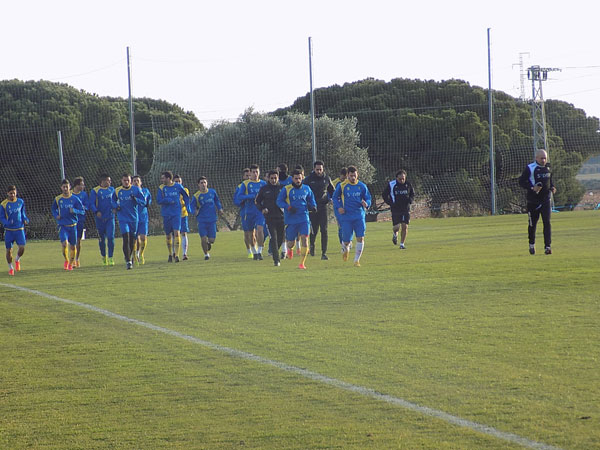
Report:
3,0,599,126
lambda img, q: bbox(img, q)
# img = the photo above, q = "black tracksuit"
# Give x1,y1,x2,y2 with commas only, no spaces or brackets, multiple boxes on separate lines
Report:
518,161,555,247
255,183,284,263
303,171,335,255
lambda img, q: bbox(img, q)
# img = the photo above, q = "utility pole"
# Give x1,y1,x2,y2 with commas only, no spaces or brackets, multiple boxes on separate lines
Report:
512,52,530,102
527,65,561,157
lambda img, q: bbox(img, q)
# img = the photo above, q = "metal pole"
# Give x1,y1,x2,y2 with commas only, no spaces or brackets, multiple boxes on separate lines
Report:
127,46,137,175
308,37,317,164
487,28,496,215
57,130,65,180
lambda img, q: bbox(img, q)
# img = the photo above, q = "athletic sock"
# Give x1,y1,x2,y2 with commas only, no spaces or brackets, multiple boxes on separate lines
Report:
174,235,181,257
182,235,188,256
258,246,263,254
354,242,364,262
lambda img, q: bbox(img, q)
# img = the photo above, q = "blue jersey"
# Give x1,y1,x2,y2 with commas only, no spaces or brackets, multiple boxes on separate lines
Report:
332,180,372,220
71,190,90,224
52,194,85,227
276,183,316,225
157,183,189,217
136,187,152,223
0,198,29,230
234,179,266,217
280,175,293,186
113,185,146,224
190,188,223,223
90,186,116,220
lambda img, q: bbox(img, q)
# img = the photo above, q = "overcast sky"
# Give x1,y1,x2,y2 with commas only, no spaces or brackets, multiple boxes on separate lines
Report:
3,0,599,126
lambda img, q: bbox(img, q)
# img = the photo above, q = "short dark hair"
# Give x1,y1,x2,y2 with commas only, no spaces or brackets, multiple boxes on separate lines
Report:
291,169,303,177
243,167,250,173
347,166,358,173
249,164,260,170
132,175,141,181
339,167,348,176
161,171,173,180
121,173,131,179
395,169,407,178
61,179,70,186
277,163,288,172
173,174,182,180
72,177,84,187
197,176,207,183
7,185,16,193
313,160,324,167
295,164,305,175
99,173,110,182
267,169,278,177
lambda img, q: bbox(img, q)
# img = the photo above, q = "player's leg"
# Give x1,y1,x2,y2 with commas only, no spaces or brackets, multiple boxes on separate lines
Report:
309,211,319,256
318,207,328,258
353,218,366,266
96,218,107,264
540,201,552,253
14,230,26,272
255,224,265,260
5,237,14,275
527,204,541,254
106,219,115,264
399,213,410,249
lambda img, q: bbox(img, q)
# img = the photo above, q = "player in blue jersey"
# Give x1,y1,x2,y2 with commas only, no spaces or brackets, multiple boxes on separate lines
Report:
236,168,255,258
1,185,29,276
113,173,147,269
173,175,190,260
89,174,116,266
132,175,152,265
234,164,267,260
190,176,224,260
331,167,351,252
157,170,190,262
276,169,317,270
52,179,85,271
332,165,372,267
70,177,90,267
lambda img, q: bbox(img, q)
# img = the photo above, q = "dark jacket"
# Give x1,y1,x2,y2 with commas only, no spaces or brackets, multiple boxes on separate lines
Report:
303,171,335,207
255,183,284,221
518,162,554,205
382,180,415,212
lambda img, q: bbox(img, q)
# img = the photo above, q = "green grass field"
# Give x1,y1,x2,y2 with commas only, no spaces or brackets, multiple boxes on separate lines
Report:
1,211,598,449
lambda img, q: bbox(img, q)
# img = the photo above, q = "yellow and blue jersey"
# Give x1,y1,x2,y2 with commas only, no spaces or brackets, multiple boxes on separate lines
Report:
190,188,223,223
113,185,146,224
180,187,190,218
136,187,152,223
90,186,115,219
52,194,85,227
157,183,189,217
332,179,372,220
234,179,266,217
276,183,316,225
0,198,29,230
71,190,90,224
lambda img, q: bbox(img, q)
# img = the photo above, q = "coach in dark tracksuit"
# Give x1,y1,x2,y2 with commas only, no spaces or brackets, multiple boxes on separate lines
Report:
518,149,556,255
255,169,284,266
382,169,415,249
303,160,335,260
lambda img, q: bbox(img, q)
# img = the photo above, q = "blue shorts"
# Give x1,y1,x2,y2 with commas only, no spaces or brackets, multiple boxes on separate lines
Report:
341,217,366,242
59,225,78,246
95,217,115,239
180,216,190,233
136,219,149,236
4,229,26,248
119,221,138,235
76,219,85,239
197,221,217,239
163,215,181,235
285,222,310,241
241,211,265,232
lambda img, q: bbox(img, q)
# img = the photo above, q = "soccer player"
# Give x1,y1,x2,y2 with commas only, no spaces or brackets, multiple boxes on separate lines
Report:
157,170,189,262
0,185,29,276
331,167,350,252
276,169,316,270
132,175,152,264
235,168,255,258
304,160,335,260
278,163,293,186
234,164,267,260
70,177,90,267
190,176,224,260
382,169,415,249
332,165,372,267
255,170,284,266
51,179,85,271
173,175,190,260
89,174,116,265
113,173,147,269
518,149,557,255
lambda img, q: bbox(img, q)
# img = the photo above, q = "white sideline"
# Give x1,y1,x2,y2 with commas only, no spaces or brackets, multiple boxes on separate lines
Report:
2,282,561,450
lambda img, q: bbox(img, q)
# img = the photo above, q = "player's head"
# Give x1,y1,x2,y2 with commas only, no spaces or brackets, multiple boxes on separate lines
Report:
99,173,111,188
267,169,279,185
197,176,208,190
132,175,142,187
294,164,305,176
161,171,174,185
313,160,324,176
173,174,182,184
535,149,548,166
6,185,16,200
121,173,132,187
242,168,251,180
395,169,407,183
277,163,288,178
72,177,85,190
347,166,358,183
61,179,71,195
291,169,303,187
339,167,348,182
249,164,260,181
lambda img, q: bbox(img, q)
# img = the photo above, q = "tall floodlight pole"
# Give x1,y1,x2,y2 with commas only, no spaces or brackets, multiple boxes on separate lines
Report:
487,28,496,215
127,46,137,175
57,130,65,180
308,37,317,164
528,65,561,157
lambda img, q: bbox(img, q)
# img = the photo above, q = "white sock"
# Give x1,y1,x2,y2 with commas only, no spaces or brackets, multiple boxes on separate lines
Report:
251,246,258,255
247,247,252,254
8,263,13,269
282,242,287,253
258,246,263,254
354,242,364,262
182,236,188,255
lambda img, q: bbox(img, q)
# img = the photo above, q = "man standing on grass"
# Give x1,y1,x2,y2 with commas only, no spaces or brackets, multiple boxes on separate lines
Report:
52,179,85,271
89,174,116,266
70,177,89,267
0,185,29,276
132,175,152,265
173,175,190,260
113,174,147,270
382,169,415,249
331,167,351,252
234,164,266,260
190,176,224,261
304,160,335,260
255,170,284,267
332,165,371,267
157,171,190,263
518,149,556,255
276,169,316,270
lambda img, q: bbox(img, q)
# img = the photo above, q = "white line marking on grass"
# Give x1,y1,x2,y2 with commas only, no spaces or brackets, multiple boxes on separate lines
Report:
2,282,561,450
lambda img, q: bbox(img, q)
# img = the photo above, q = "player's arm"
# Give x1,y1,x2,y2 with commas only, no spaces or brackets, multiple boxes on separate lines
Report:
307,188,317,212
21,202,30,225
51,198,60,220
0,204,8,227
409,184,415,204
233,184,244,207
362,185,372,209
276,187,288,210
214,191,224,214
332,183,344,213
72,197,86,216
518,166,533,190
382,184,392,205
255,187,266,212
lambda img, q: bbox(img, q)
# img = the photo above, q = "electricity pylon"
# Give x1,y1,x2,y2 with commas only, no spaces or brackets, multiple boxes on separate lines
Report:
527,65,561,156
